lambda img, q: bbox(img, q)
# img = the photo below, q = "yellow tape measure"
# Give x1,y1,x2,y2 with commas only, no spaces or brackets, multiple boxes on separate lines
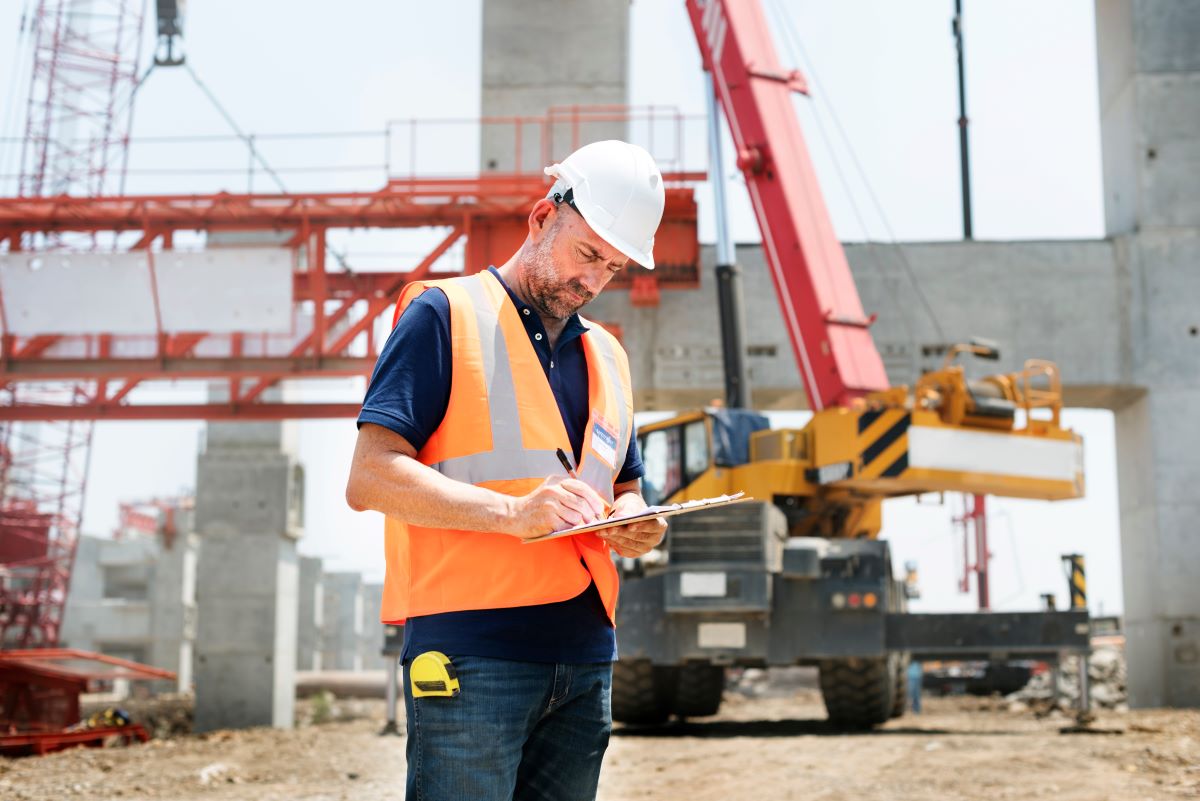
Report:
409,651,460,698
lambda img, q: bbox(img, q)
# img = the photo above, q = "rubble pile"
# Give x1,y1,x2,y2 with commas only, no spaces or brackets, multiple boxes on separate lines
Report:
727,666,818,699
1007,645,1127,712
81,692,193,739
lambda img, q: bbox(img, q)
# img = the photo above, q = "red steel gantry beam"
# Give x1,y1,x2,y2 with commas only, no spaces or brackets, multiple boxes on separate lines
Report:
0,175,700,420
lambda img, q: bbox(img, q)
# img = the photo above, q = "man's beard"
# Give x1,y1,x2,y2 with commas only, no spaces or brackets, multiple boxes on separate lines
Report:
525,232,595,319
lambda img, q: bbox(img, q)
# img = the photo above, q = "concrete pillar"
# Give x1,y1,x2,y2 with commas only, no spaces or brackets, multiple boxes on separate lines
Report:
321,572,363,671
1115,383,1200,709
359,583,385,671
59,536,103,653
1110,256,1200,707
480,0,628,172
1096,0,1200,707
296,556,325,672
193,414,305,731
148,531,199,692
1096,0,1200,236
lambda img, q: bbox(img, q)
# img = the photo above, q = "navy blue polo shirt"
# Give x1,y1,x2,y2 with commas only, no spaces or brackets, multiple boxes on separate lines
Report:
357,267,642,664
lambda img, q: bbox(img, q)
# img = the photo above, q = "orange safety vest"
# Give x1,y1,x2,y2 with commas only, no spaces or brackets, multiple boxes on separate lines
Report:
379,269,634,625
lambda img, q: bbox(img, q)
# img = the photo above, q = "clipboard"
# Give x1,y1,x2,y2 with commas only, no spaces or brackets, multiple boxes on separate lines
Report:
522,492,751,543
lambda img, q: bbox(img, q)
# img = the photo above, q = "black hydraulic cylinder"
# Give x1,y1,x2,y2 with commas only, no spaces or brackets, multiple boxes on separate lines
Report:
716,261,751,409
705,71,752,409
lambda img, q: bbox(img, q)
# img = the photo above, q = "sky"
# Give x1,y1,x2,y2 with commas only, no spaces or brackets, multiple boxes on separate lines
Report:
0,0,1122,614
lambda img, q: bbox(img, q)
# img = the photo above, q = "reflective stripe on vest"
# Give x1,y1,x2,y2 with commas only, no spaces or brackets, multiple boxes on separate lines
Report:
576,323,629,501
379,269,634,624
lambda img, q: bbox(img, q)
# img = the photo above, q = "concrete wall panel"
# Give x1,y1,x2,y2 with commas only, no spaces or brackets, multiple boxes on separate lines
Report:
1130,231,1200,384
1164,619,1200,707
587,240,1126,410
1133,0,1200,73
321,572,364,672
1137,74,1200,228
296,556,325,671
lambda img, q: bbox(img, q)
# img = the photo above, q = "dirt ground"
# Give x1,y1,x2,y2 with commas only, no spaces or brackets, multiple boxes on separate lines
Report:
3,683,1198,801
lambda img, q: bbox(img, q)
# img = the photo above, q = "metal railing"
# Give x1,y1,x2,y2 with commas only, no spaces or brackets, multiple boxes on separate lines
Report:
1,105,707,197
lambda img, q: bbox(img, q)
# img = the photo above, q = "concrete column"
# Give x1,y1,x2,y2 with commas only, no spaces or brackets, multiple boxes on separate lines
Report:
359,583,385,671
1110,240,1200,707
148,531,199,692
1115,384,1200,707
480,0,628,172
296,556,325,672
193,414,305,731
1097,0,1200,707
1096,0,1200,236
321,572,364,671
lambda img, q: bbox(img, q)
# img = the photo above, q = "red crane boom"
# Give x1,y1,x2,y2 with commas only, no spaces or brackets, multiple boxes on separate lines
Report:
684,0,889,411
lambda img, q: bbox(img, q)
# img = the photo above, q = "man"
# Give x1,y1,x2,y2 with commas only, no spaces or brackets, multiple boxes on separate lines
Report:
907,658,923,714
345,140,668,801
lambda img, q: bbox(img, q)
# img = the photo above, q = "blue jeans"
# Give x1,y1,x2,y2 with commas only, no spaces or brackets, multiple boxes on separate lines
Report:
908,675,923,714
403,655,613,801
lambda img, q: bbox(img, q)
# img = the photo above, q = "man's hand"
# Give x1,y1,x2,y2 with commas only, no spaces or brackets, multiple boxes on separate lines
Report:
506,475,608,540
599,491,667,558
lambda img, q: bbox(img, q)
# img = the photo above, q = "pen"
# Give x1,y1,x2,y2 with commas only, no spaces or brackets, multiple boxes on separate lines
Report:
555,447,578,479
556,447,614,519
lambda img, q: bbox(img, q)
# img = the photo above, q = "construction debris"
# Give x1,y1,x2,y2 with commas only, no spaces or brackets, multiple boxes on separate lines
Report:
4,694,1199,801
1007,645,1128,712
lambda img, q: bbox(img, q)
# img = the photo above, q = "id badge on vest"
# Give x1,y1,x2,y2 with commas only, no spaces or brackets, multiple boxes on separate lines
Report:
590,413,619,469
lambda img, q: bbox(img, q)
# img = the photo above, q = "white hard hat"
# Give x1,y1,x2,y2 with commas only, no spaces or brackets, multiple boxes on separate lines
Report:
544,140,666,269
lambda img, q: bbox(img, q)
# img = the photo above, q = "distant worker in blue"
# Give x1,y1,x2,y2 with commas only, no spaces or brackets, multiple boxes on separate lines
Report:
907,659,924,714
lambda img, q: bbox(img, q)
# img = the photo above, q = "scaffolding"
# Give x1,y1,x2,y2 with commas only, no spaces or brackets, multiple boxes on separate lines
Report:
0,0,146,647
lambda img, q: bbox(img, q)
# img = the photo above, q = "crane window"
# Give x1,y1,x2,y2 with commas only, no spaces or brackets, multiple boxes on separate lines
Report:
639,426,682,506
683,419,709,484
639,419,710,505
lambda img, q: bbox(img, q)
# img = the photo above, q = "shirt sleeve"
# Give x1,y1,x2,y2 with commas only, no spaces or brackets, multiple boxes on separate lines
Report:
615,424,644,484
356,288,451,452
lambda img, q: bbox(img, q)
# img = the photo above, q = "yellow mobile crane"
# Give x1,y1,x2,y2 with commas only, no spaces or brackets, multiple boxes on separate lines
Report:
609,1,1088,727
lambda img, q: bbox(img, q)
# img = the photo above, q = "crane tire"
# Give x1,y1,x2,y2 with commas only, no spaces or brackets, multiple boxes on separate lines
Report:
671,662,725,718
611,659,672,725
818,656,897,729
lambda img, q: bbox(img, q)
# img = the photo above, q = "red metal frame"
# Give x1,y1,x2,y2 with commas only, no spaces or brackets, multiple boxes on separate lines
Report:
0,649,172,756
685,0,889,411
1,724,150,756
0,176,699,421
2,0,145,652
18,0,145,200
0,412,89,646
955,493,990,610
114,496,193,549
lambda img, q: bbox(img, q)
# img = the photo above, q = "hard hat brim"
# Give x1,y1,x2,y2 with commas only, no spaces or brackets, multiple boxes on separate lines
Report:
546,168,655,269
575,205,656,270
547,140,667,268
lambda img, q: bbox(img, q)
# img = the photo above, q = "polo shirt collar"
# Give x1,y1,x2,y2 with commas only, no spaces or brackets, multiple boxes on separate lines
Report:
487,266,590,341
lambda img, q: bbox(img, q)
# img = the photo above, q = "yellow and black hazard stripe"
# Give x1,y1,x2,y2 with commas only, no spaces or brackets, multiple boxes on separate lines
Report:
856,409,910,479
1062,554,1087,610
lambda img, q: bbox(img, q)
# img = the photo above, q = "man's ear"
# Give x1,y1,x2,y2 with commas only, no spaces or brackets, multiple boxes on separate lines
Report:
528,198,557,243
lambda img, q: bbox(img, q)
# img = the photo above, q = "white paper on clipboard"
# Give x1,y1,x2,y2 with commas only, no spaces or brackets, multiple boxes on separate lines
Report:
522,492,750,544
